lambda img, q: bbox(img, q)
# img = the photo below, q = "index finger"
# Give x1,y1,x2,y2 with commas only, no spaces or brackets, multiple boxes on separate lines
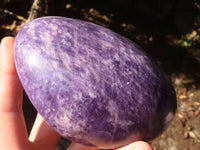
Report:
0,37,29,149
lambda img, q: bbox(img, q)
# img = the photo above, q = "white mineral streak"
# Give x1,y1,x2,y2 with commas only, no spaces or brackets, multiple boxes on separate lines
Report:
72,92,81,100
100,30,114,40
88,90,97,98
44,108,51,114
86,98,138,149
49,23,58,31
146,65,157,78
132,68,138,75
54,105,87,139
113,53,120,60
43,31,57,57
99,38,113,48
106,100,133,132
55,107,73,127
30,29,38,40
137,93,145,104
65,32,72,39
27,20,39,33
74,26,79,50
103,59,112,66
165,112,174,125
120,46,126,52
59,49,71,70
51,59,59,69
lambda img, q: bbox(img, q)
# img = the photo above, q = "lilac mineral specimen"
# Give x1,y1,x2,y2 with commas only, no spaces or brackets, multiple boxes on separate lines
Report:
14,16,177,149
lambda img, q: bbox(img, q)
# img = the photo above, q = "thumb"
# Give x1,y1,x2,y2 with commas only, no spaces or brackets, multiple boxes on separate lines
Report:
116,141,154,150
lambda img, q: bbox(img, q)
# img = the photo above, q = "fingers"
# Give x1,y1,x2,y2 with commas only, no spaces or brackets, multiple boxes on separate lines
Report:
0,37,23,112
116,141,154,150
67,142,100,150
67,141,153,150
0,37,29,149
29,113,60,148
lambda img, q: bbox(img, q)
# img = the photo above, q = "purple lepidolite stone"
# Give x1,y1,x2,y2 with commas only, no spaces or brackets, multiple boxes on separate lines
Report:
14,16,177,149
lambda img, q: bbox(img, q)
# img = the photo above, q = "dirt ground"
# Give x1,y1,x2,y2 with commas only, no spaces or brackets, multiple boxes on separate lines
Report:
0,0,200,150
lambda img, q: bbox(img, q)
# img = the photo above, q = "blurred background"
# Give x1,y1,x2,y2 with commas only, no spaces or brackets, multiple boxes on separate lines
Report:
0,0,200,149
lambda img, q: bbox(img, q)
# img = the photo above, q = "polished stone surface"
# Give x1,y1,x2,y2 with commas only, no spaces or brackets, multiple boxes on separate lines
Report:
14,16,177,149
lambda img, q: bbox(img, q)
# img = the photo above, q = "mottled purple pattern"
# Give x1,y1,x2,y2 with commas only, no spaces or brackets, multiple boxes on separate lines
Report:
14,16,177,149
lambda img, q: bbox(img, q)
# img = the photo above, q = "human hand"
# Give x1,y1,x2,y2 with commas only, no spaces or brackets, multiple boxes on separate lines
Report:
0,36,153,150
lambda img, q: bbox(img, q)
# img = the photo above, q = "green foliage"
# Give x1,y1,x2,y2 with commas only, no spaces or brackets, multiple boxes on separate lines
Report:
173,30,200,48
